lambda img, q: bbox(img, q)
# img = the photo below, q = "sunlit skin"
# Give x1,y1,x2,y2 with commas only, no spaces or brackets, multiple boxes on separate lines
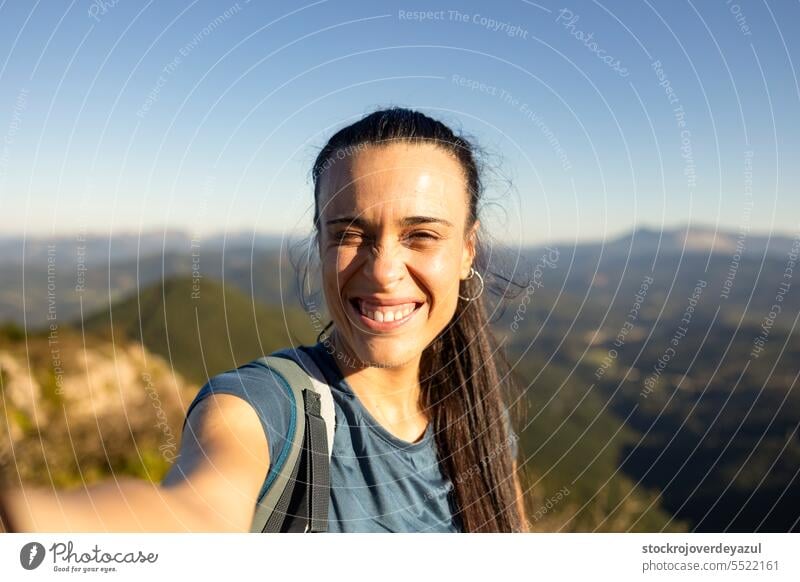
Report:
316,142,478,443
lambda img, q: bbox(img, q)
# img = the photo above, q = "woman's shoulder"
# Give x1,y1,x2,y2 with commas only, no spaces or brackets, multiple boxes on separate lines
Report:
183,350,315,477
191,344,324,405
191,359,293,409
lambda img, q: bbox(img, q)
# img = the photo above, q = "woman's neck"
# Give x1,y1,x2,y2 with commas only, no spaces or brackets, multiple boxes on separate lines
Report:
328,330,429,442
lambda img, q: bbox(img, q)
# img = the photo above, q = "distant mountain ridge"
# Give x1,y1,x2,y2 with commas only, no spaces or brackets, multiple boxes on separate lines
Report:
594,224,796,258
0,224,796,266
2,224,798,328
0,230,288,265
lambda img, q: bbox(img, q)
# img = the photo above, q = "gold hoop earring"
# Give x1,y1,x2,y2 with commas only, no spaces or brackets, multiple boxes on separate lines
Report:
458,267,485,301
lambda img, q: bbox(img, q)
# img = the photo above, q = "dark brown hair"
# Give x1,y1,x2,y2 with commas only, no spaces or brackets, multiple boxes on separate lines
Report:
304,107,524,532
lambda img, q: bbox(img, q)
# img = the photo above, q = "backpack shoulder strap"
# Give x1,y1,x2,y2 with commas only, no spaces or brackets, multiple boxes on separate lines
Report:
272,346,336,457
249,348,334,533
249,355,308,533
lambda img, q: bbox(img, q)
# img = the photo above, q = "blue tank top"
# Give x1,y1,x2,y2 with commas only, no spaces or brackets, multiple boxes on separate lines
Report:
184,340,517,532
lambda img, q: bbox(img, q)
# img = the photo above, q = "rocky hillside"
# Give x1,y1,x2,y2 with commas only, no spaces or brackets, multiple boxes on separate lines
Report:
0,324,197,488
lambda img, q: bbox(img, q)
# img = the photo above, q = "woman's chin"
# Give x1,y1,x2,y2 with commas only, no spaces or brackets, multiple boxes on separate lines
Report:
352,338,420,369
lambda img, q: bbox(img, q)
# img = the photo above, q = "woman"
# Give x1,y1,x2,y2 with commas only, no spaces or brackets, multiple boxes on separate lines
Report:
1,107,527,533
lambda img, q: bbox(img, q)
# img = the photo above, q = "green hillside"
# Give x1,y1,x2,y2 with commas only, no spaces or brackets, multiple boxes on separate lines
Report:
503,343,686,532
84,277,318,385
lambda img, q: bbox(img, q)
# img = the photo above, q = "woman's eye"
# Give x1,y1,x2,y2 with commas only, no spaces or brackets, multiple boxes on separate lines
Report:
333,231,363,243
407,231,440,241
332,231,439,245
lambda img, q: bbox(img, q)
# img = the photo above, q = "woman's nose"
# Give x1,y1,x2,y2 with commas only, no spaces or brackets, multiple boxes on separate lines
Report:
363,240,405,286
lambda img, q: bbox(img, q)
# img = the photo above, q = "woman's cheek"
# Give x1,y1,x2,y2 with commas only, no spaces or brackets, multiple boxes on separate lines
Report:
322,251,359,324
423,251,461,304
331,247,359,276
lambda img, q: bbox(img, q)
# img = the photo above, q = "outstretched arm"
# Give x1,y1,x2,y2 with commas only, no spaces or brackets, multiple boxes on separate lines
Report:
1,393,270,532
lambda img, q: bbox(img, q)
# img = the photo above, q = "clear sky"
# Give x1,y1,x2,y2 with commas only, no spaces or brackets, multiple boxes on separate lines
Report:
0,0,797,245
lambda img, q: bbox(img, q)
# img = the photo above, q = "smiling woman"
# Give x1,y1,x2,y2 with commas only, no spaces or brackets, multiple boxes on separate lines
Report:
299,107,526,531
1,107,526,534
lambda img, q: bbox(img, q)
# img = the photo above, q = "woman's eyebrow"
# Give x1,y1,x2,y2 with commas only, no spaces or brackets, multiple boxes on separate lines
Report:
325,215,454,228
401,215,454,228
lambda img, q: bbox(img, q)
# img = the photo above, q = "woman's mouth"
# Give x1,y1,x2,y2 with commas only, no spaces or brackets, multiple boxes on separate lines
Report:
347,297,425,332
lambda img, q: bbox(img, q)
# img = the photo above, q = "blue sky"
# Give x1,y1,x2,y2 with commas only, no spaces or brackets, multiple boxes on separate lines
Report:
0,0,797,245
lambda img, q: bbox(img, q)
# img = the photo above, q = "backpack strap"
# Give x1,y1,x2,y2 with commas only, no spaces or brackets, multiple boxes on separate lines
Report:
272,347,336,458
249,349,334,533
249,356,308,532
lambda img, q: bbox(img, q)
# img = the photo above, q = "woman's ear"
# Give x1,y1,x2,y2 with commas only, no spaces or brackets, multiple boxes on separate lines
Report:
461,219,480,278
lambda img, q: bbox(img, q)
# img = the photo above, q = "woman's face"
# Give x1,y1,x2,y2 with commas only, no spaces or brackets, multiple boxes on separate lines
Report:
317,142,478,369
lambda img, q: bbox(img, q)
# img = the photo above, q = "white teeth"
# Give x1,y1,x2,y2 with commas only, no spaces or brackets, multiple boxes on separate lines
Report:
356,299,419,323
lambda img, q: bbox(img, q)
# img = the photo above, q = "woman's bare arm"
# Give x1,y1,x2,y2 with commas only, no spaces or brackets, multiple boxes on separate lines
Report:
2,394,270,532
